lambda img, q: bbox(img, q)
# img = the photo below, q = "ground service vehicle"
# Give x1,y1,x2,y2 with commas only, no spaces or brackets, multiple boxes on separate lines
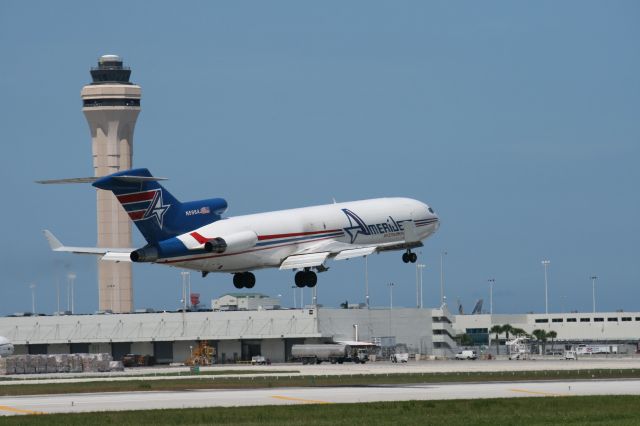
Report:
390,352,409,363
575,344,618,355
455,350,477,360
291,344,368,364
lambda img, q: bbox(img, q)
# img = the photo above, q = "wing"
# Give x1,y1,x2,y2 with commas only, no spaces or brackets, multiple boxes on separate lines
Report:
278,239,423,270
43,230,134,262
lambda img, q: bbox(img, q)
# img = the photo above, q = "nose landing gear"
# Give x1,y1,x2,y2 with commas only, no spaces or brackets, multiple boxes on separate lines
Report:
402,250,417,264
233,272,256,289
294,269,318,288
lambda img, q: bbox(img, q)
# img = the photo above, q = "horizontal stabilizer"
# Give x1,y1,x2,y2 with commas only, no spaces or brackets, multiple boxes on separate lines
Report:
36,175,167,185
43,230,134,257
333,246,377,261
280,252,330,270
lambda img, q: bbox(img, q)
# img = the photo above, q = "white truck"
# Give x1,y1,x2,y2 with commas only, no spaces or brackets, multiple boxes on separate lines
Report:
455,350,477,360
575,344,618,355
291,344,369,365
390,344,409,363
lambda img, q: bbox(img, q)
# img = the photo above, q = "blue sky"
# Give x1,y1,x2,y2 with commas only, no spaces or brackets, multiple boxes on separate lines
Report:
0,1,638,315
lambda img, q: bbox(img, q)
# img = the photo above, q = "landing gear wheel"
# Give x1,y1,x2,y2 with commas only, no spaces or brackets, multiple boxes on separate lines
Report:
295,271,306,288
233,273,244,289
306,271,318,288
245,272,256,289
402,253,410,263
233,272,256,289
409,252,417,263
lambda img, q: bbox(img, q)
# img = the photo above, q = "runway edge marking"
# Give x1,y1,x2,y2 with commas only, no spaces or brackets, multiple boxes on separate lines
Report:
271,395,331,404
509,388,570,397
0,405,43,415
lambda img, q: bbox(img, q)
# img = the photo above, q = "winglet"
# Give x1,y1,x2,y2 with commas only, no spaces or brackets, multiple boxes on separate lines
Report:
43,230,63,251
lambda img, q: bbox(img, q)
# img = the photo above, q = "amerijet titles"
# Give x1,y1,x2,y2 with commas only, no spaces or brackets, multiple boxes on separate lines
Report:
341,208,407,244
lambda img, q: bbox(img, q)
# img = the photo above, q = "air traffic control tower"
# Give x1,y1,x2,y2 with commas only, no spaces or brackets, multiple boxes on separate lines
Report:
81,55,141,313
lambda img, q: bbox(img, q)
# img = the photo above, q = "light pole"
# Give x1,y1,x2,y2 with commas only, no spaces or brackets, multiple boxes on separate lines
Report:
388,282,394,310
415,261,420,308
417,264,426,308
591,275,597,313
488,278,495,315
67,273,76,314
56,278,60,316
29,283,36,314
312,284,317,306
181,271,190,310
440,251,447,305
291,286,297,309
364,255,370,308
541,260,550,314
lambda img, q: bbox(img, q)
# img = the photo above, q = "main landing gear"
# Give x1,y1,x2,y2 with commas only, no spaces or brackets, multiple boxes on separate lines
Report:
233,272,256,289
402,250,417,264
295,269,317,288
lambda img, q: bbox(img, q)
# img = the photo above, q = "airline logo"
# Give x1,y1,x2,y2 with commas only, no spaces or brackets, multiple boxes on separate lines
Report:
117,189,171,228
341,208,406,244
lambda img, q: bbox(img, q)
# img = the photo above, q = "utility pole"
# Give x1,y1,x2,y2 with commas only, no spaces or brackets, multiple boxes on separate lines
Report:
541,260,550,314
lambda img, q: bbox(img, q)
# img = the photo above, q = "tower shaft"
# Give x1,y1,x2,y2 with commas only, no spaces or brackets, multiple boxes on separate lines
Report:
81,55,141,313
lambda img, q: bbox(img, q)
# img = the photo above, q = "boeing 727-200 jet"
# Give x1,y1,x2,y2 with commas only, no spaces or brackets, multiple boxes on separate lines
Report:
42,168,439,289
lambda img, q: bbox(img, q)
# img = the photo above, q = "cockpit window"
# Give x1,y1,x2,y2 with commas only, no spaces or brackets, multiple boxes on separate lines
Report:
428,207,434,214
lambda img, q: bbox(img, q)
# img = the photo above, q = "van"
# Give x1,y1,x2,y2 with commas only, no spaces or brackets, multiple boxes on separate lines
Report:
455,350,477,360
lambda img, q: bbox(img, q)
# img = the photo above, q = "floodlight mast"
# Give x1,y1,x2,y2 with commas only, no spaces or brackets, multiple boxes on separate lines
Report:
541,260,550,314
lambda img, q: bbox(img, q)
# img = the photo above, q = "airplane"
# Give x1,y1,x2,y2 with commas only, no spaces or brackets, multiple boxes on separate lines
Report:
0,336,14,357
42,168,439,289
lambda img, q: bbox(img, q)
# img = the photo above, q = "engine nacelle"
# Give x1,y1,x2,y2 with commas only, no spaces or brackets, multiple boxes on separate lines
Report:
204,230,257,254
204,237,227,253
130,246,159,262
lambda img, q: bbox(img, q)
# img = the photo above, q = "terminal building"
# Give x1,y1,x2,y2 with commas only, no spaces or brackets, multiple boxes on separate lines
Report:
0,301,457,363
3,296,640,362
454,312,640,353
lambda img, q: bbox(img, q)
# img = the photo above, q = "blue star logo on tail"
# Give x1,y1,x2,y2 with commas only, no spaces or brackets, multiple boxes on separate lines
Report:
144,190,170,228
342,208,370,243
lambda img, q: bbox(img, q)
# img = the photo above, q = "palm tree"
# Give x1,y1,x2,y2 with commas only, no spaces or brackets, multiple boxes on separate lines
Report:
532,329,548,355
502,324,514,341
511,327,528,338
490,325,503,355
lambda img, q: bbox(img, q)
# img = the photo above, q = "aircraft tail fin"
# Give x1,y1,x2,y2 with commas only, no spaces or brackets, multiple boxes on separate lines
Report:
93,168,227,244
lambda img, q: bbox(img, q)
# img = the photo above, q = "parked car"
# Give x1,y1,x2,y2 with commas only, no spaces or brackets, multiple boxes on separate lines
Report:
390,352,409,363
251,355,267,365
455,350,477,360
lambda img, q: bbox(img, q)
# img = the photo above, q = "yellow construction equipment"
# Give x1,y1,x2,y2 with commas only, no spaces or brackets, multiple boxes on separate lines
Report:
186,341,216,366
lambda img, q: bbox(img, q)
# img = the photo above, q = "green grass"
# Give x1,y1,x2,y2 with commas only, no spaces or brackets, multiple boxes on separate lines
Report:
2,396,640,425
0,368,639,397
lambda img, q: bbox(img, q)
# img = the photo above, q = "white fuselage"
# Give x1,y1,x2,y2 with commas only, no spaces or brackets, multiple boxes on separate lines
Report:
163,197,438,273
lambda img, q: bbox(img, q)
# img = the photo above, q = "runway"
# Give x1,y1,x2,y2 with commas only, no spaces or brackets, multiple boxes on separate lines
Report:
1,379,639,416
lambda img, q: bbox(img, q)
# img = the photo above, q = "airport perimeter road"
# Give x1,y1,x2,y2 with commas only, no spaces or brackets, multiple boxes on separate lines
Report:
1,379,639,415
